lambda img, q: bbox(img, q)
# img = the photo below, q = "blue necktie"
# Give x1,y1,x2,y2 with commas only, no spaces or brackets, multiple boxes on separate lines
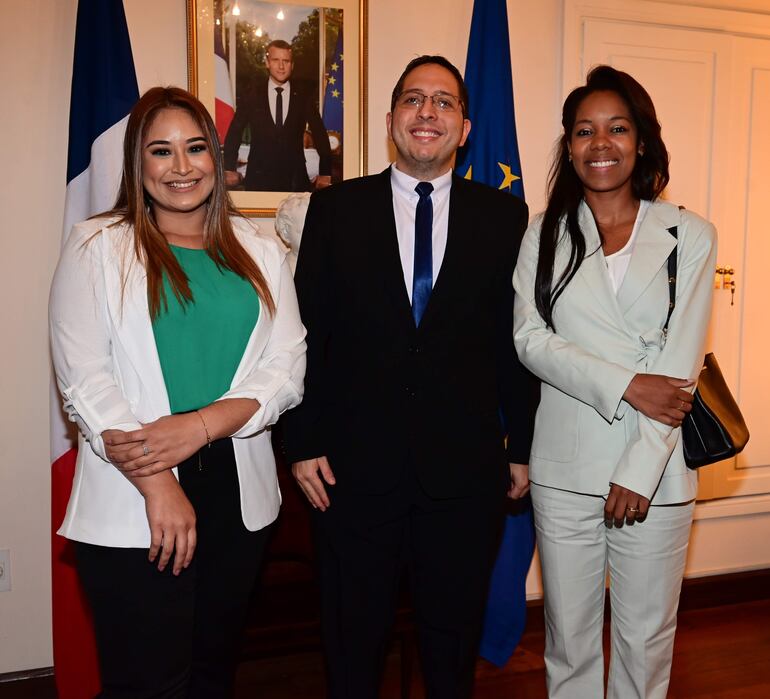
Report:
412,181,434,326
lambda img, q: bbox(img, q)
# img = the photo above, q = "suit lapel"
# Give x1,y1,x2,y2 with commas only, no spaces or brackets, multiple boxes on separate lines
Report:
615,202,677,314
370,169,414,324
574,201,626,325
258,81,272,121
262,80,285,129
284,84,302,128
417,174,471,332
102,227,170,413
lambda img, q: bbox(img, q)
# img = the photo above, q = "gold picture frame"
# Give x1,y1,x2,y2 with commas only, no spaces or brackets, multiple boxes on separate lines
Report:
186,0,368,216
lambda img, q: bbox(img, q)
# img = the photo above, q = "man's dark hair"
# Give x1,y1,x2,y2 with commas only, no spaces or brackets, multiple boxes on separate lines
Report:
390,55,469,118
266,39,292,54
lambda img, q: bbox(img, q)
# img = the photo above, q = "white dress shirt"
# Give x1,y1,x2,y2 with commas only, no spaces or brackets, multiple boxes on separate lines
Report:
604,200,650,294
390,164,453,302
268,78,291,124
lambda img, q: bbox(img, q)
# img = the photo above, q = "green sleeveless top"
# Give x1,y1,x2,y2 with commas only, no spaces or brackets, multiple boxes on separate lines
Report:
152,245,260,414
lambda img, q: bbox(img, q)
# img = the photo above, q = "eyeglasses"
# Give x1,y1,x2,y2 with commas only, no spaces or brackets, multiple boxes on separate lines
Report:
395,90,463,113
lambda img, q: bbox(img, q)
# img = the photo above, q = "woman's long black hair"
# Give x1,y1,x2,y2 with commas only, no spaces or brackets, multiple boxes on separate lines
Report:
535,65,670,329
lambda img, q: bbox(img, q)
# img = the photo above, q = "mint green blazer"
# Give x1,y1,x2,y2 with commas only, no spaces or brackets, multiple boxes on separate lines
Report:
513,200,717,504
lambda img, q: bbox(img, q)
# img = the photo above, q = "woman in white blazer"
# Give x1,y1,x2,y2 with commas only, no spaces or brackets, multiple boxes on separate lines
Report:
49,87,305,698
513,66,716,698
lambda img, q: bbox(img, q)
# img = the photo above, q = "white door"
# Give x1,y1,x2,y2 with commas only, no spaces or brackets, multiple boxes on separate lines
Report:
717,37,770,497
570,12,770,498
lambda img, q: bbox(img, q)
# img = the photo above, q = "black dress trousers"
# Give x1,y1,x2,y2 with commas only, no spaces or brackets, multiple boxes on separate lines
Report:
75,439,270,699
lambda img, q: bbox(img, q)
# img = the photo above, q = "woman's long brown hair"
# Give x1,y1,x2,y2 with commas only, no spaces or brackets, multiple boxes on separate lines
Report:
105,86,275,318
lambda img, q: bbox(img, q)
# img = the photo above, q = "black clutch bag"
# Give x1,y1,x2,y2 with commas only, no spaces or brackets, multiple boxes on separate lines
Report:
665,225,749,469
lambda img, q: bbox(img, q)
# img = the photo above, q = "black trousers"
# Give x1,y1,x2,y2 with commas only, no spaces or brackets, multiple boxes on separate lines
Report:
315,469,506,699
76,439,270,699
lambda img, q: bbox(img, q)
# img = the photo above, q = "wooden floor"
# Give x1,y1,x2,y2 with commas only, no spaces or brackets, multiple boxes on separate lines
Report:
3,596,769,698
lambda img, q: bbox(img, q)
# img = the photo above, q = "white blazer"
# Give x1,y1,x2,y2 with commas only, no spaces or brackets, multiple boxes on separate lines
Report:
50,215,306,547
513,200,716,504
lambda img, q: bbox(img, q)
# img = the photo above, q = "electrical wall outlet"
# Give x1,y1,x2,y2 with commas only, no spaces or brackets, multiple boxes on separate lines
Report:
0,549,11,592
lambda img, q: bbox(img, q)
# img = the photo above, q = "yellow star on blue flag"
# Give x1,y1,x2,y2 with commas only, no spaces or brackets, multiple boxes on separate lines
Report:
497,162,520,191
323,32,343,132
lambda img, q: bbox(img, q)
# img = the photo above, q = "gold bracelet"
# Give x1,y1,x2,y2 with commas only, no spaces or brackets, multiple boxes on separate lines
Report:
195,409,212,447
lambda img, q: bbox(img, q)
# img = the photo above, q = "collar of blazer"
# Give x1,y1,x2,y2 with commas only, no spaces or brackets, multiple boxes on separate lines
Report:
263,79,302,122
94,216,272,414
370,168,411,321
575,199,678,323
374,166,475,332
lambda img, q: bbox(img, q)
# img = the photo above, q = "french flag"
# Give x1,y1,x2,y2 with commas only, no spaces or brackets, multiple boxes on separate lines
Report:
52,1,138,696
214,21,235,143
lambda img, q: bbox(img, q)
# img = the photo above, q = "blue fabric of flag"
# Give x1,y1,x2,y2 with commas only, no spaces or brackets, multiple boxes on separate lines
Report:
66,0,139,184
456,0,535,668
322,31,343,134
455,0,524,199
480,500,536,666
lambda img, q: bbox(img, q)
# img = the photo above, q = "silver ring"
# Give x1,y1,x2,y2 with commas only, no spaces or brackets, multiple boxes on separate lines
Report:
143,443,150,457
626,506,639,513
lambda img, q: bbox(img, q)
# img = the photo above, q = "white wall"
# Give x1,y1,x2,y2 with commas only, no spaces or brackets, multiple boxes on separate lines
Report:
0,0,76,675
1,0,768,675
0,0,189,676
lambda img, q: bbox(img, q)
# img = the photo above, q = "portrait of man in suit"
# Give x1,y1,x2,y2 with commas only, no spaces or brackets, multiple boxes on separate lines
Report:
283,54,539,699
223,39,332,192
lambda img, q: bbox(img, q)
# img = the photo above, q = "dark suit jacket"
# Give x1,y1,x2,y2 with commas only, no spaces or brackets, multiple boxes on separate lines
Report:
283,169,538,499
223,79,332,192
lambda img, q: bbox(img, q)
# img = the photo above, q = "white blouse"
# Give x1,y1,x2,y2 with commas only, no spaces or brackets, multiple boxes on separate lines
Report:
604,200,650,294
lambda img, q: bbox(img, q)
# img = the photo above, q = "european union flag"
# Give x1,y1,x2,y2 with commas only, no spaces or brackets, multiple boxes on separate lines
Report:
456,0,535,668
455,0,524,199
322,31,343,135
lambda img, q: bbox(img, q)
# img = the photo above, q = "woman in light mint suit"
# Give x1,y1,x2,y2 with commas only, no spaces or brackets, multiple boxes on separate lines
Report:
513,66,716,698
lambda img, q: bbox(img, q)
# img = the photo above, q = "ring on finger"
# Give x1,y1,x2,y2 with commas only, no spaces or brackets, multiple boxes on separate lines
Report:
680,399,686,410
626,506,639,513
143,443,150,457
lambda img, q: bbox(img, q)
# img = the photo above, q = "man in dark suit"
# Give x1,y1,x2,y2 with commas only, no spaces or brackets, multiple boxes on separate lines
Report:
283,55,537,699
223,39,332,192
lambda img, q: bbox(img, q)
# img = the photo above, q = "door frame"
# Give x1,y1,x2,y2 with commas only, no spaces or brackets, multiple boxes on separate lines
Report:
564,0,770,103
562,0,770,517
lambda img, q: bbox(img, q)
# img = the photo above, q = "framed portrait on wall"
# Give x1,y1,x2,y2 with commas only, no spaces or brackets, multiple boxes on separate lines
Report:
187,0,368,215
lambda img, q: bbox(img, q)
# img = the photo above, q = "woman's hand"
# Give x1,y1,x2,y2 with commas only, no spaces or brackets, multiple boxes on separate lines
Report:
135,471,196,575
508,462,530,499
622,373,695,426
605,483,650,528
102,413,207,477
